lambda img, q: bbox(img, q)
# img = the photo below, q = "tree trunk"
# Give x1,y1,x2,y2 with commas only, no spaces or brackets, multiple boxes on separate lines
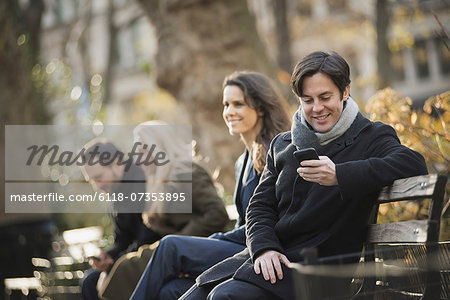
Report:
0,0,48,221
138,0,274,190
272,0,292,73
376,0,391,89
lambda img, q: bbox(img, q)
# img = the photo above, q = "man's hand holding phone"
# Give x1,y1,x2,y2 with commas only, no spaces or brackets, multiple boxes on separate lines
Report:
293,148,337,186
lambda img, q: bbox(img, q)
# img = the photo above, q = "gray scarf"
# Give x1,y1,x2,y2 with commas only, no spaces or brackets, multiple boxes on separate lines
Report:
291,97,359,149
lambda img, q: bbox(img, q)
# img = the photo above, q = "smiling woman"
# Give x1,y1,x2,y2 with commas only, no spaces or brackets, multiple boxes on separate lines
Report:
221,71,291,174
222,85,262,145
127,72,291,300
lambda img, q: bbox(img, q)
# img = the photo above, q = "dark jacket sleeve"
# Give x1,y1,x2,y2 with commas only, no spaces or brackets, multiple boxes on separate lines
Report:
245,135,284,261
336,123,428,199
106,164,148,260
176,163,229,236
106,213,140,260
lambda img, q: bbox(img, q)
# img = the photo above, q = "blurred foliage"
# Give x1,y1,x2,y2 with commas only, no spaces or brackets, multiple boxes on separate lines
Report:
129,88,179,124
388,3,427,52
365,88,449,173
31,59,72,100
27,58,118,238
365,88,449,240
30,58,107,126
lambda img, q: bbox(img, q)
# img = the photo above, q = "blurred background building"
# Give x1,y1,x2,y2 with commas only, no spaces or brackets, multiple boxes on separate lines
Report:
37,0,450,123
251,0,449,104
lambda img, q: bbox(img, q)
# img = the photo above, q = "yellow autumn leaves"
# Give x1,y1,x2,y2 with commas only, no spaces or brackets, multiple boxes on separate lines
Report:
365,88,449,174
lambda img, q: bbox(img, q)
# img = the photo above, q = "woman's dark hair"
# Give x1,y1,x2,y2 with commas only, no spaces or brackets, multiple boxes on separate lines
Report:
223,71,291,174
290,51,351,99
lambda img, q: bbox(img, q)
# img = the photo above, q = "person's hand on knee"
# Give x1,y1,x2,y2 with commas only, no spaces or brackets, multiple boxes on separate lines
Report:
254,250,290,284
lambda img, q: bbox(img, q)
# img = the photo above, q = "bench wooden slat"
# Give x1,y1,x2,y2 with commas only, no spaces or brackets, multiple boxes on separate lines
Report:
377,174,438,203
367,220,429,243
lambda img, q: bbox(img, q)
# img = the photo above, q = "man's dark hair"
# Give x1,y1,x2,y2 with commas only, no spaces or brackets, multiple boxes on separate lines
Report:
290,51,351,99
81,138,123,167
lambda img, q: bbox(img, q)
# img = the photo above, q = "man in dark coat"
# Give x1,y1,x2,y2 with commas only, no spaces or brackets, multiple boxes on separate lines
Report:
180,51,428,300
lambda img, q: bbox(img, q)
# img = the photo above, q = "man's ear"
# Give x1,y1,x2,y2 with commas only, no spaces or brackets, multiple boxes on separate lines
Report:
343,85,350,101
257,110,264,117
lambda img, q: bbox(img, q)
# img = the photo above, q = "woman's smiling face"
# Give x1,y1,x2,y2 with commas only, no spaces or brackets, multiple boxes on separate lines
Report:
300,72,349,133
222,85,261,138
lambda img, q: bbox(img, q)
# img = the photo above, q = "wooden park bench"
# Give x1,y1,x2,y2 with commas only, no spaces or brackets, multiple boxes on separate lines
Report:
290,174,448,300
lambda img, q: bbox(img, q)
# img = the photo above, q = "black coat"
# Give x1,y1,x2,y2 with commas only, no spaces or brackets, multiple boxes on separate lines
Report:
197,114,427,299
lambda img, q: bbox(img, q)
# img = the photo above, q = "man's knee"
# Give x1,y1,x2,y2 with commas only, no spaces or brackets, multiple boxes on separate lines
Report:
207,280,273,300
160,278,195,300
207,283,235,300
179,283,212,300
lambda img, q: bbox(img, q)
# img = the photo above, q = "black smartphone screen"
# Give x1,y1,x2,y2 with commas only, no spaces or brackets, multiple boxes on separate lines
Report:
293,148,319,164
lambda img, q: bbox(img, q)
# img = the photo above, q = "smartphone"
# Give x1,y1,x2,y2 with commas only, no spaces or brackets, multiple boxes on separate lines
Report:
293,148,319,164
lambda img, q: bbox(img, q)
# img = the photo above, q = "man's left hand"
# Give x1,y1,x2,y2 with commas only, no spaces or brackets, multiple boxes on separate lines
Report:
254,250,290,284
297,156,338,186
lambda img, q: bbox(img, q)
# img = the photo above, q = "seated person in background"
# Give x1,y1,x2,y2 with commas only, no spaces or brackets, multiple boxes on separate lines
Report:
129,71,291,300
80,140,161,300
97,121,229,300
179,51,428,300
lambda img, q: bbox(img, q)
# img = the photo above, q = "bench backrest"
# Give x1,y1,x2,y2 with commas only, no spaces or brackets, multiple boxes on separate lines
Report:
367,174,447,245
290,174,448,300
363,174,448,299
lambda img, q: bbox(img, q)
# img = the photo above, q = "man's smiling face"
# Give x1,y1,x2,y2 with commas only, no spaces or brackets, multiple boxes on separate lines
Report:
300,72,349,133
